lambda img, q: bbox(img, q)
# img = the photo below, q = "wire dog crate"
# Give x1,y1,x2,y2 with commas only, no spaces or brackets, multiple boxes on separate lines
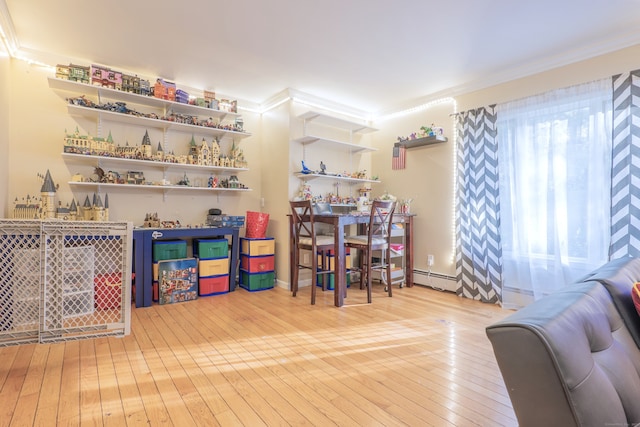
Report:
0,220,132,346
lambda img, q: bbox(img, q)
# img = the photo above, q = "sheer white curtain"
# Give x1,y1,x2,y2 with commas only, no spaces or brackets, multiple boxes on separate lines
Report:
496,79,612,309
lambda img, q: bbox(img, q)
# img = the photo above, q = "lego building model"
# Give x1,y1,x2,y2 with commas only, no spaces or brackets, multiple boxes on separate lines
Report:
64,128,247,169
13,170,109,221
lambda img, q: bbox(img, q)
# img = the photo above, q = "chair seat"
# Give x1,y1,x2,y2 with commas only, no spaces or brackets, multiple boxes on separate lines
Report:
299,235,335,247
345,235,388,247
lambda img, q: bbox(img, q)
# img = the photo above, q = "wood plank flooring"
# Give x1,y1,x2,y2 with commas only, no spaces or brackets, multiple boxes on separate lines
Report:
0,284,517,426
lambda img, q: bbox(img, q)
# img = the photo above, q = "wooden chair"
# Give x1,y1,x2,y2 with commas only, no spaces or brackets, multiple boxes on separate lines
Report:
289,200,335,304
345,200,396,303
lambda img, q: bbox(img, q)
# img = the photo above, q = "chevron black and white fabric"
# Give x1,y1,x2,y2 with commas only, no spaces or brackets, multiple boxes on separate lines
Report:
610,70,640,259
455,106,502,303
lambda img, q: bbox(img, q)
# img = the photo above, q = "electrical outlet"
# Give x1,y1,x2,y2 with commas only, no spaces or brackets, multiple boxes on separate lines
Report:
427,254,434,266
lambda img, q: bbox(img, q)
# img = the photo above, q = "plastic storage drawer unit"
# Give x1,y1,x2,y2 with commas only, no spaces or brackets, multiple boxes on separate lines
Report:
240,254,275,273
193,238,228,260
199,274,229,296
153,239,187,262
198,258,230,277
239,270,275,291
240,237,275,256
318,272,351,290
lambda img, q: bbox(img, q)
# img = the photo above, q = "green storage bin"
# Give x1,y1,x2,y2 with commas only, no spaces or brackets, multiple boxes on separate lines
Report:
239,269,274,291
317,271,351,290
152,240,187,262
193,238,228,259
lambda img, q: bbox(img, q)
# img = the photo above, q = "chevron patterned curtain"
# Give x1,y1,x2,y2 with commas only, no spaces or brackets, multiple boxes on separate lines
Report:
610,70,640,258
455,106,502,303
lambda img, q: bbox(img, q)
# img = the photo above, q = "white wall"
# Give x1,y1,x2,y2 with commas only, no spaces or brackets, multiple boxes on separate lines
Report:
371,102,457,277
0,55,9,215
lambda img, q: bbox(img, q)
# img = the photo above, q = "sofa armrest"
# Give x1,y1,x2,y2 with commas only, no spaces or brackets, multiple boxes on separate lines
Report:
487,282,640,427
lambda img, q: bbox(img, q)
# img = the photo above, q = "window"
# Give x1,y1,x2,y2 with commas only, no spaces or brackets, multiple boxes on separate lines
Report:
496,79,612,307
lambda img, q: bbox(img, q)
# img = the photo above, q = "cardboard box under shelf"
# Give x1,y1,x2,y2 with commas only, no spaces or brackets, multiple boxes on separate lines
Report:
157,258,198,305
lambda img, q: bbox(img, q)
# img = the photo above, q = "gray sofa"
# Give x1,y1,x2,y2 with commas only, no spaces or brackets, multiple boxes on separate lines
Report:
486,257,640,427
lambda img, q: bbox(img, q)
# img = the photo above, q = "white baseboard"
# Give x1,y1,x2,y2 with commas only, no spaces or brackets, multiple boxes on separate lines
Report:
412,269,456,292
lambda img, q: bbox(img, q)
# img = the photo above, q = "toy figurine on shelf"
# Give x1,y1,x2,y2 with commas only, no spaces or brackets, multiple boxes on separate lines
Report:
177,173,190,186
298,182,312,200
319,161,327,175
301,160,312,174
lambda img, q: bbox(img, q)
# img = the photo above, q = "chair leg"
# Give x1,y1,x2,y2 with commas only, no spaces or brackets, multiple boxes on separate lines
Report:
365,249,372,304
292,251,299,297
311,250,318,305
386,248,393,297
357,249,365,289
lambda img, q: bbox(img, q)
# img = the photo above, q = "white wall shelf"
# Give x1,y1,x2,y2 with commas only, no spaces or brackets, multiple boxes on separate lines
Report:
67,181,251,193
298,111,377,134
294,172,380,184
49,77,242,122
53,76,252,200
291,135,377,153
62,153,248,174
66,104,251,140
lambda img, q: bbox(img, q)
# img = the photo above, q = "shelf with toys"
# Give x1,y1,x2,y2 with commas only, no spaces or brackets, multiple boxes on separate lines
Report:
48,77,246,126
67,181,251,193
293,172,380,185
293,111,380,204
51,67,253,196
60,128,251,194
61,152,248,174
64,103,251,140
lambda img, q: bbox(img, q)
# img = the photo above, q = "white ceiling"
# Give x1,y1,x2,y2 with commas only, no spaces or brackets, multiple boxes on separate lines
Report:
4,0,640,114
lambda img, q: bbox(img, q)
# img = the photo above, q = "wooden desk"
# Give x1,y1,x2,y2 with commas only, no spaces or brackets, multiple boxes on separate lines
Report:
288,213,415,307
133,226,240,308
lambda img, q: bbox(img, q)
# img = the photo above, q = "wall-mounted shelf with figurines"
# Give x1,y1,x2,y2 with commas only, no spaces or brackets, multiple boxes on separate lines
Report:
295,160,380,184
396,124,447,149
61,127,251,197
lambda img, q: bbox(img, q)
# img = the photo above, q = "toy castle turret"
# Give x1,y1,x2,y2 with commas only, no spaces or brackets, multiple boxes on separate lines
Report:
40,170,57,219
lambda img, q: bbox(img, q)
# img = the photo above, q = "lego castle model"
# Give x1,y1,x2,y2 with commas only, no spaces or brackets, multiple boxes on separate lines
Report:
64,127,247,168
13,170,109,221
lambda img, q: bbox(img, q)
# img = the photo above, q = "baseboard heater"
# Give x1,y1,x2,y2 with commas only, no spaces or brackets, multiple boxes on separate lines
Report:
412,269,457,292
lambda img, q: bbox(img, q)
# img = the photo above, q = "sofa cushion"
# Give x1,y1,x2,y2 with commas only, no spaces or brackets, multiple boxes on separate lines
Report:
578,256,640,349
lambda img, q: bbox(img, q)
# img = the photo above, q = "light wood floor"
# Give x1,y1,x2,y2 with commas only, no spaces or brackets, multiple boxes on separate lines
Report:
0,283,517,426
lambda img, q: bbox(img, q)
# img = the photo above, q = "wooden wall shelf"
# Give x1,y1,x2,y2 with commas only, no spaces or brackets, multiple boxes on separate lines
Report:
397,135,447,149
